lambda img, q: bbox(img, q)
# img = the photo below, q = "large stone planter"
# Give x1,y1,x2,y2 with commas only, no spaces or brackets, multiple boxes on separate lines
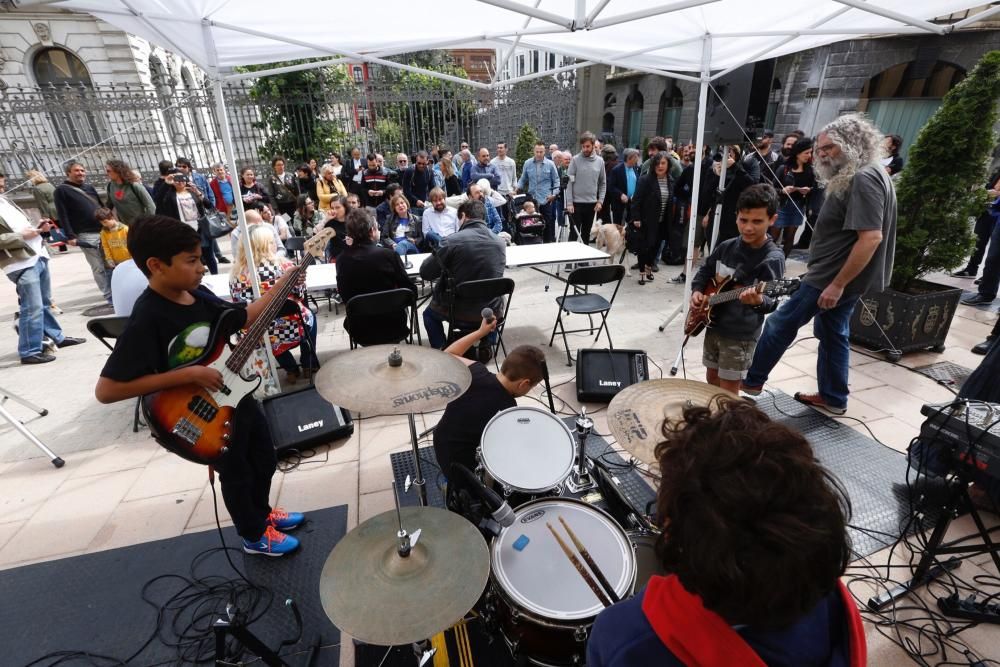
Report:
849,280,964,362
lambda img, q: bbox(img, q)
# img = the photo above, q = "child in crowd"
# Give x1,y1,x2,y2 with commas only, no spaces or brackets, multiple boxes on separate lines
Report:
690,184,785,395
96,207,131,272
94,215,305,557
514,199,545,244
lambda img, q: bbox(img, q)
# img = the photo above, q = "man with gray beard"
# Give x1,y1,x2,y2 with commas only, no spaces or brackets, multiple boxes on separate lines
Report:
741,114,897,415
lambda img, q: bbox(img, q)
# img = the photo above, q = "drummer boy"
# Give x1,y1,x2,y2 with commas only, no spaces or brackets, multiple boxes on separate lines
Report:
432,318,547,482
689,184,785,395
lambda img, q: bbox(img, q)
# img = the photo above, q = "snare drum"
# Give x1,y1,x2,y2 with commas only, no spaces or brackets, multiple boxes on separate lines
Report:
478,406,576,505
488,498,636,666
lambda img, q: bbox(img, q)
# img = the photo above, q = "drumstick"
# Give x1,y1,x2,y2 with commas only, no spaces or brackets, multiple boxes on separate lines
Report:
546,522,612,607
558,516,620,603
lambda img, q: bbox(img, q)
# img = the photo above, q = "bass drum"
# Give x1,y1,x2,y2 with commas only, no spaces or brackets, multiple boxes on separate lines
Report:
487,498,636,666
478,406,576,507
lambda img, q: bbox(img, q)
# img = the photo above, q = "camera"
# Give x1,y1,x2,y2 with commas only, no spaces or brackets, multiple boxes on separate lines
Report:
173,173,189,184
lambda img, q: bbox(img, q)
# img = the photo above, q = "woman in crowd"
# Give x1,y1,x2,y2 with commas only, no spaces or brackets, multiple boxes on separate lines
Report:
239,167,269,211
320,195,350,262
772,137,816,257
329,152,343,177
380,194,423,255
439,155,463,197
316,164,348,214
705,145,754,245
267,156,299,218
26,169,66,252
229,223,319,384
105,159,156,225
260,205,291,242
161,170,216,274
292,194,325,238
336,208,418,345
308,158,319,177
631,151,672,285
296,163,317,203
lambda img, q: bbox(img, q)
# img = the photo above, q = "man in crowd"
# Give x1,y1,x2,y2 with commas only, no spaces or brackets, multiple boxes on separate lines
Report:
566,131,607,245
359,153,392,209
266,155,299,218
742,114,897,415
401,151,434,214
420,199,506,350
422,187,459,246
491,142,517,224
342,147,365,194
516,141,561,242
609,148,641,225
453,141,471,174
548,143,560,161
2,193,86,364
468,148,501,192
209,163,237,219
467,181,505,234
54,160,112,303
641,136,682,179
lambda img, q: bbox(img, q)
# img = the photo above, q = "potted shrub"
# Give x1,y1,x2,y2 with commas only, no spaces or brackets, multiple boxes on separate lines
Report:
850,50,1000,360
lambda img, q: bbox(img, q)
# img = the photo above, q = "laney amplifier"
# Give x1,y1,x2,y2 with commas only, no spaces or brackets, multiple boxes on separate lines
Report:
262,385,354,456
576,349,649,403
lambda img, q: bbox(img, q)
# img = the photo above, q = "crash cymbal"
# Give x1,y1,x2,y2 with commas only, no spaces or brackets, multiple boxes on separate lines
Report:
319,506,489,646
315,345,472,415
607,379,738,468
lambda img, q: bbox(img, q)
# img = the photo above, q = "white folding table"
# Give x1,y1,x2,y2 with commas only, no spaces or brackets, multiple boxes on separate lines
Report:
505,242,610,287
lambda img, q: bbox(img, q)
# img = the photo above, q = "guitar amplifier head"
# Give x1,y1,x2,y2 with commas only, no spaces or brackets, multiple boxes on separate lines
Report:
261,385,354,456
576,349,649,403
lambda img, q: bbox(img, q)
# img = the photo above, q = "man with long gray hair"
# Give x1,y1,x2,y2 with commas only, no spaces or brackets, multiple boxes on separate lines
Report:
741,114,897,415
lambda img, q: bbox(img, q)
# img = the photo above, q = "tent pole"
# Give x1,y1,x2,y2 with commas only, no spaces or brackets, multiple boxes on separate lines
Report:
212,77,282,394
661,35,711,350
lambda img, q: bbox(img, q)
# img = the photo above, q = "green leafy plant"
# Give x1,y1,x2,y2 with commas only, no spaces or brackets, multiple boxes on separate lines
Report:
890,50,1000,290
515,123,541,167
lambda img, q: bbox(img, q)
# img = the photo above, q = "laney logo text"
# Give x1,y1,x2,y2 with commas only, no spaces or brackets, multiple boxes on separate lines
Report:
297,420,324,433
599,380,622,387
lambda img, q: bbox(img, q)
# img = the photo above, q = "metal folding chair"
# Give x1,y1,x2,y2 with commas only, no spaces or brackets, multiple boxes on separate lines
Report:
446,277,515,367
548,264,626,366
86,315,143,432
346,288,421,348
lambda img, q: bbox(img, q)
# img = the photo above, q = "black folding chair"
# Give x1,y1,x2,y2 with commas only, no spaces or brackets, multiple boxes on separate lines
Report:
346,288,422,348
86,315,143,432
548,264,626,366
446,277,515,366
284,235,305,262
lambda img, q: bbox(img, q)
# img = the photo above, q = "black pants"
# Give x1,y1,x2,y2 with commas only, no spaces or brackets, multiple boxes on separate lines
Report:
213,399,277,541
569,202,598,244
201,246,218,275
965,213,994,273
636,216,660,269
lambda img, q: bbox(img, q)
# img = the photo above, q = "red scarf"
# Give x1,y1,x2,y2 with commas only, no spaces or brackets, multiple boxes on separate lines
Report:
641,575,866,667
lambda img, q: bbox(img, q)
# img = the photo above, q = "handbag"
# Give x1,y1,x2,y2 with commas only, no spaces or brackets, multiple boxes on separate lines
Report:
202,211,235,238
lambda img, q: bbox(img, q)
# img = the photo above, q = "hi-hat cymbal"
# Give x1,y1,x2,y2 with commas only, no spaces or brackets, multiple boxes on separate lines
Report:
315,345,472,415
607,379,738,468
319,506,489,646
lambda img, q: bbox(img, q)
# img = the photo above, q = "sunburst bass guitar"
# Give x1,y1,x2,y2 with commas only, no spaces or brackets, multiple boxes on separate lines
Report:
141,228,334,464
684,277,800,337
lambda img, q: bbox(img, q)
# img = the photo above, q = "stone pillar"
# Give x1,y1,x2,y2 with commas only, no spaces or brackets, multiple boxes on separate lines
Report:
576,64,608,136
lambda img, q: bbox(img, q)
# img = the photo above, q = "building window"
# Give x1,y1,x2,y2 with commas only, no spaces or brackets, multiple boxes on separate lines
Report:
548,53,556,70
518,55,525,76
602,112,615,134
32,47,103,148
353,66,364,83
658,85,683,142
532,51,539,73
624,89,644,149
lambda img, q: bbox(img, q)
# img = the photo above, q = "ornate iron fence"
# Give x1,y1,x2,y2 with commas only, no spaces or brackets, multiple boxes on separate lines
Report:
0,72,577,194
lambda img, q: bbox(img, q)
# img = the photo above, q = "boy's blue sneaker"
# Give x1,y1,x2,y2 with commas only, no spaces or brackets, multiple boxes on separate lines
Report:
243,526,300,557
266,508,305,531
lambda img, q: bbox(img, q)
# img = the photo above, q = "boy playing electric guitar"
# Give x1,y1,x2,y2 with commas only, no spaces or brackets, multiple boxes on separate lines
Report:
690,185,785,395
95,215,304,556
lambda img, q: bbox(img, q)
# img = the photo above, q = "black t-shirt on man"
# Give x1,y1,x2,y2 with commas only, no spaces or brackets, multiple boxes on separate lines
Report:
433,362,516,478
101,286,247,381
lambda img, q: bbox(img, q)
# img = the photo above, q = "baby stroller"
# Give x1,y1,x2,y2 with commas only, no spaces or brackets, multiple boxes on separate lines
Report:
511,195,546,245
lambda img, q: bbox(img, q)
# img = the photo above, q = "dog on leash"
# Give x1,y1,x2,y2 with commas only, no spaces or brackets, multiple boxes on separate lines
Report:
590,221,631,276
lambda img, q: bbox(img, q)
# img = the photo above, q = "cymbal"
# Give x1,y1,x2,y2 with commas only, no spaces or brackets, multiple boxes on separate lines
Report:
607,379,738,468
319,506,489,646
315,345,472,415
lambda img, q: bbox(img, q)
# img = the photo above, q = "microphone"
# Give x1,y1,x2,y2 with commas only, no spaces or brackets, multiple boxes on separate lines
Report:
450,463,514,528
481,307,496,325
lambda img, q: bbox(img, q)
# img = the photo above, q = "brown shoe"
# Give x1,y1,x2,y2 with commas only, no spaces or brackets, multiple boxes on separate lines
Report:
793,391,846,416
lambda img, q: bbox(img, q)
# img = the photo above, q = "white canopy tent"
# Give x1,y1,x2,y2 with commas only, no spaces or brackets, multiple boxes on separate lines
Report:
15,0,990,356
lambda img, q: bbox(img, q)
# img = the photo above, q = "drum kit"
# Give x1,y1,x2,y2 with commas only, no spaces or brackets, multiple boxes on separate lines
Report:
313,346,736,666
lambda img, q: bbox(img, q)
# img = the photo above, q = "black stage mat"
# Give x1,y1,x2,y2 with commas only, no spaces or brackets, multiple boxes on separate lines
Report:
914,360,973,389
391,391,914,560
2,504,346,667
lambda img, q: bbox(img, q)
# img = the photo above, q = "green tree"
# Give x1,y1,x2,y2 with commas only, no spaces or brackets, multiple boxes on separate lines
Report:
238,60,354,164
515,123,541,167
890,50,1000,290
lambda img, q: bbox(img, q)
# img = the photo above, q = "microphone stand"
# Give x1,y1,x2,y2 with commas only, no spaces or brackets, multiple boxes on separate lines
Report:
565,408,596,493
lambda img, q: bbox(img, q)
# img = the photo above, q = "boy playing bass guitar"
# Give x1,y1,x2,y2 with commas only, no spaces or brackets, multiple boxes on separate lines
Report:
690,185,786,395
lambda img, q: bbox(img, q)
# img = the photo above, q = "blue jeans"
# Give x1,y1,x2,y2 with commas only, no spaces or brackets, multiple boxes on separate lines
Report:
425,231,443,249
9,259,65,358
744,283,860,408
394,240,420,255
423,307,448,349
976,218,1000,299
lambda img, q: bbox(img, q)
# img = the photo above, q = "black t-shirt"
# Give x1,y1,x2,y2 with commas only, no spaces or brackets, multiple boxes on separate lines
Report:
101,286,247,382
433,362,516,478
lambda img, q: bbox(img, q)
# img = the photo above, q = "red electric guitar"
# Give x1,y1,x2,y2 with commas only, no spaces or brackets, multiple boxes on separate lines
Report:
684,277,800,337
141,228,334,464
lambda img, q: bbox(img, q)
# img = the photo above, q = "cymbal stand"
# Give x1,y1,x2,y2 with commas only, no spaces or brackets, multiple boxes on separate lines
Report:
387,346,428,506
0,386,63,468
565,409,596,493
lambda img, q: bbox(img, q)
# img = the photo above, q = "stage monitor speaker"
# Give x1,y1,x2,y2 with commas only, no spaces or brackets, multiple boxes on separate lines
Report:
262,385,354,456
576,349,649,403
703,59,775,145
